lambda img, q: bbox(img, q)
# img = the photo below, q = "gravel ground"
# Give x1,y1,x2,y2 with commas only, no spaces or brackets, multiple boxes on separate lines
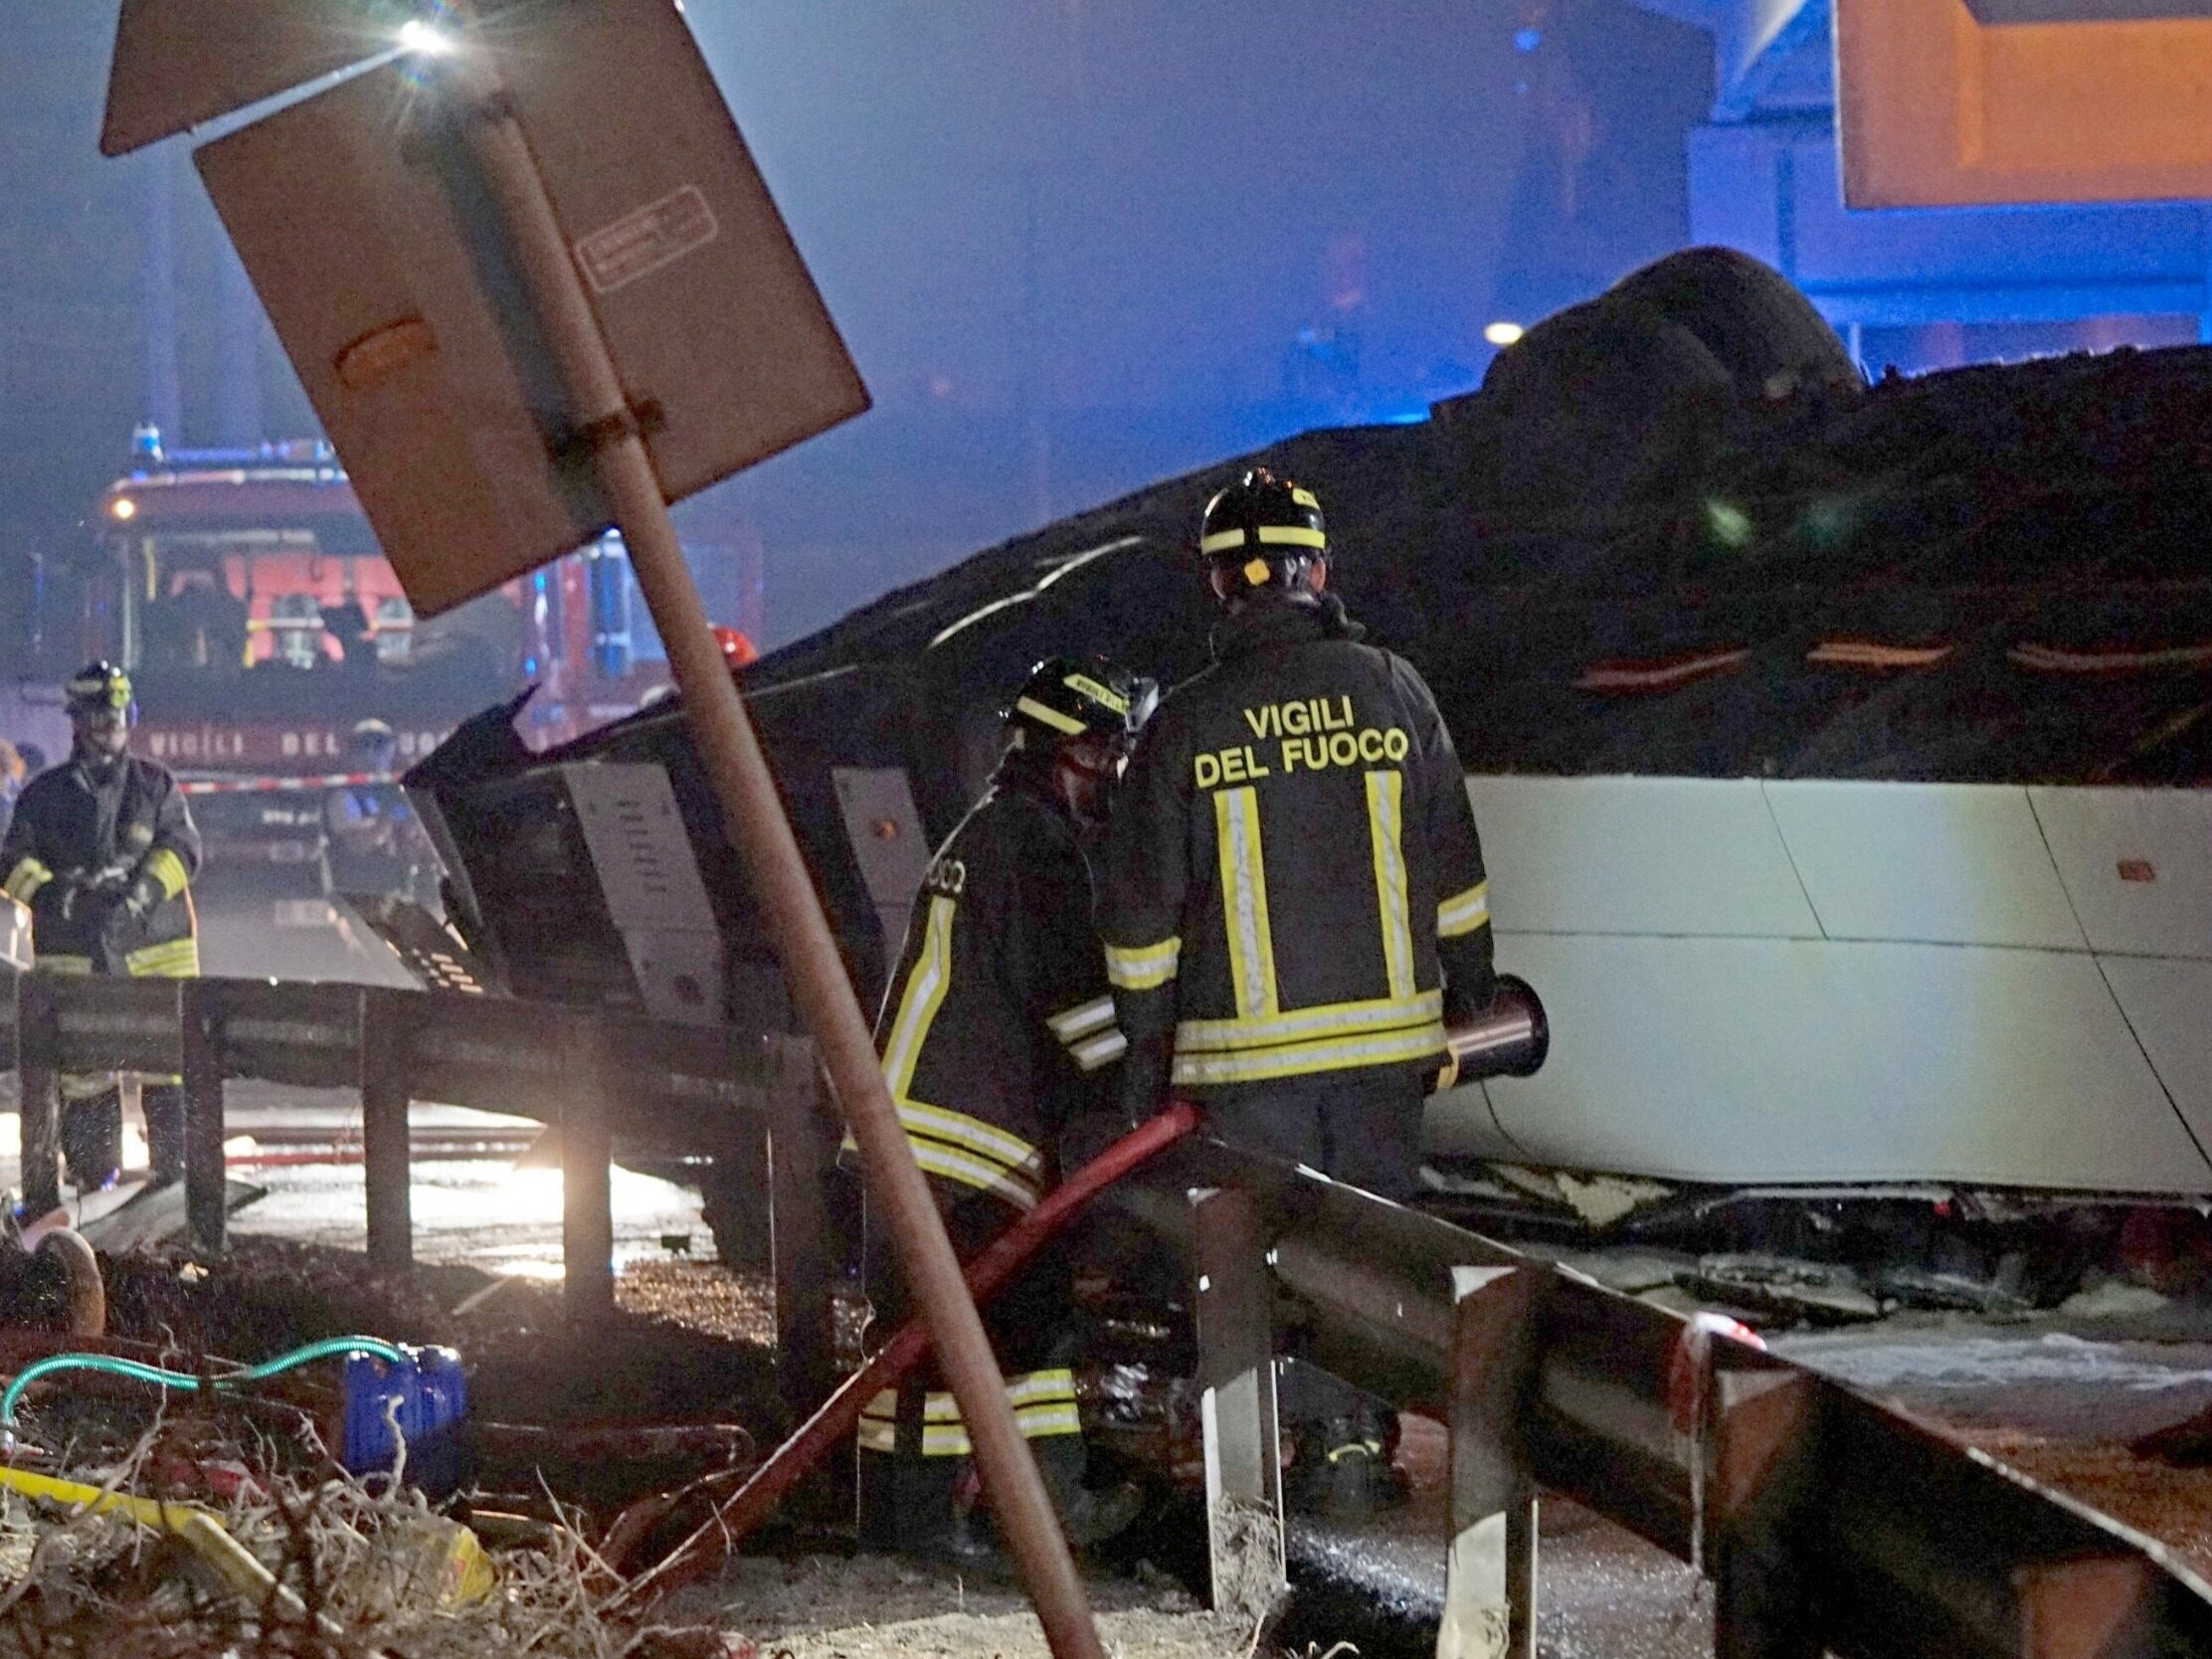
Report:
686,1555,1245,1659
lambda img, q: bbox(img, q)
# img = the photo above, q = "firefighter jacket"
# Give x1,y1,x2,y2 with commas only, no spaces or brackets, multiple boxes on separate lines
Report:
858,763,1125,1214
1098,593,1494,1107
0,753,201,978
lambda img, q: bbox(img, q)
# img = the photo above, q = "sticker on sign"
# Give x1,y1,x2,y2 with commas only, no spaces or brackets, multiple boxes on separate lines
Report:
577,185,719,294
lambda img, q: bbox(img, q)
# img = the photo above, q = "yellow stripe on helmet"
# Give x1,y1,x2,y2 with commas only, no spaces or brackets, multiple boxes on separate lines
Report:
1014,695,1086,735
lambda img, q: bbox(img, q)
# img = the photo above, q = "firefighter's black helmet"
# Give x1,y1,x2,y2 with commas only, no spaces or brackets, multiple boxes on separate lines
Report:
64,661,135,726
1198,467,1327,589
1007,655,1158,748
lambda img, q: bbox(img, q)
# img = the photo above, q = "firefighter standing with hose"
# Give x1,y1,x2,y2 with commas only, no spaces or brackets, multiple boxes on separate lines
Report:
1097,468,1497,1518
851,655,1157,1565
0,663,201,1191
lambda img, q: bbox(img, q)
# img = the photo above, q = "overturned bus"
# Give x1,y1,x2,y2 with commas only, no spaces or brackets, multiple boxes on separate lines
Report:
411,251,2212,1302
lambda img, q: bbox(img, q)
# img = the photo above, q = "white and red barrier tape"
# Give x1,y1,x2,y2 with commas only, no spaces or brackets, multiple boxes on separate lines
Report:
176,773,392,796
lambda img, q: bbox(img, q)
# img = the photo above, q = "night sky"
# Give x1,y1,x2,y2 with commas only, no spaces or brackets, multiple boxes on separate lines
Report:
0,2,1708,646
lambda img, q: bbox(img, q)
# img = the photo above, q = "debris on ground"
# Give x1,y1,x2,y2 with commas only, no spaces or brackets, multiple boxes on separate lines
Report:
0,1439,637,1657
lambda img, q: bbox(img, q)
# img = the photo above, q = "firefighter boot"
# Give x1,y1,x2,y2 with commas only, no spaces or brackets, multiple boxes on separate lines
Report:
857,1443,978,1563
1285,1402,1409,1522
59,1087,123,1194
1029,1431,1146,1551
142,1084,186,1189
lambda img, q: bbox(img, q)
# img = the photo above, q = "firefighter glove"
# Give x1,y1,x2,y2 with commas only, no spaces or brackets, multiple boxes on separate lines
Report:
118,869,164,925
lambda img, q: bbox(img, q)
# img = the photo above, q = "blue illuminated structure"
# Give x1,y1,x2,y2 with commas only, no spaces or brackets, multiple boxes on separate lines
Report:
1633,0,2212,371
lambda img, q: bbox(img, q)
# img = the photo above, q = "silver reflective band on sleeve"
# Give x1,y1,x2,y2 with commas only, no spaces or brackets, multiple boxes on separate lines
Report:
1071,1029,1128,1071
1105,936,1181,991
1437,879,1490,938
1047,995,1117,1041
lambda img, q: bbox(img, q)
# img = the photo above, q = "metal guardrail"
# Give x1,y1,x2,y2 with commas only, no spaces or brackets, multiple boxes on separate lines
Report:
11,964,2209,1653
0,970,834,1410
1119,1139,2212,1659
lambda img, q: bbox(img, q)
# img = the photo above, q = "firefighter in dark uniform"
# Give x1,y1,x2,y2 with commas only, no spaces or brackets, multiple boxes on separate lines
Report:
0,663,201,1190
854,655,1156,1562
1097,468,1496,1515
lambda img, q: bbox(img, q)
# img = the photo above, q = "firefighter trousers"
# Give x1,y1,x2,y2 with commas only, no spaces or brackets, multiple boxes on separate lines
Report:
1202,1073,1428,1457
856,1188,1084,1554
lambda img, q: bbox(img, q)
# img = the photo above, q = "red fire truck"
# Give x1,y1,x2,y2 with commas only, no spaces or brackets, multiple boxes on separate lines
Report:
77,431,711,881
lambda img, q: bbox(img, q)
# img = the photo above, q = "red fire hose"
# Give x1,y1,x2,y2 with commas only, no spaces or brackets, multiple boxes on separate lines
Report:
618,1101,1202,1607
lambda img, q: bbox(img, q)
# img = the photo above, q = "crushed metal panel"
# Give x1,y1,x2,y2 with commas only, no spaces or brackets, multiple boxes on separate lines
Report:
1761,781,2085,950
563,764,716,931
2029,788,2212,960
1836,0,2212,207
563,763,724,1026
100,0,410,157
1466,776,1819,939
1447,933,2212,1193
194,0,867,618
2096,956,2212,1159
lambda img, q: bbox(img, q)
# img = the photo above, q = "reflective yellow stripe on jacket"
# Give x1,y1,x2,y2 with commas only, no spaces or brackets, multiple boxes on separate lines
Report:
1167,770,1447,1085
1170,1014,1447,1086
863,895,1045,1209
1214,787,1278,1019
1366,771,1415,1001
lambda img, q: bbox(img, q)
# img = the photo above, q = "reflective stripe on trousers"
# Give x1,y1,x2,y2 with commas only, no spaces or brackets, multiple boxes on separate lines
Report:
857,1369,1082,1456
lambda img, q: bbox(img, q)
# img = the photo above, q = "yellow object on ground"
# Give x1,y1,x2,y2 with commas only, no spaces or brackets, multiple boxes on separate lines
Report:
0,1464,299,1613
0,1465,496,1616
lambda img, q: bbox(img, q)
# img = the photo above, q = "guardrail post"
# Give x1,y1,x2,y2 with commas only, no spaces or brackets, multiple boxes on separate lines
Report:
1192,1187,1286,1623
1442,1265,1541,1659
1709,1367,1823,1659
765,1033,834,1414
360,991,414,1274
180,981,227,1257
563,1017,616,1323
15,976,59,1217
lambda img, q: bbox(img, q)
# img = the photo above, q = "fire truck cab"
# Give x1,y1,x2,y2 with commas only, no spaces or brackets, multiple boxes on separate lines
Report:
83,428,675,888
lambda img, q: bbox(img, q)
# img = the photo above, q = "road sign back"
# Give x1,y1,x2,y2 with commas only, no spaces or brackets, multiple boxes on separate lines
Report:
102,0,414,157
195,0,869,617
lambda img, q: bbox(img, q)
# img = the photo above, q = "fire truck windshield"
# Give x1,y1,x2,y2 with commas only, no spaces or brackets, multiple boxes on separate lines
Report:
85,439,673,775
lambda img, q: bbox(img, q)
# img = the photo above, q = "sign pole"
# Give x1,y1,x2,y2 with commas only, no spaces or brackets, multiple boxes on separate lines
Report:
433,40,1105,1659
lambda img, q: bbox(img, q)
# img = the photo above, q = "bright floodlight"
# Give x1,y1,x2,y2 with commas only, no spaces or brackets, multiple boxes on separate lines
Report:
398,19,456,55
109,497,137,521
1484,320,1525,347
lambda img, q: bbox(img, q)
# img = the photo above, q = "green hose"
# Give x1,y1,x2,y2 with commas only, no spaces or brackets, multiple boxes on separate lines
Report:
1,1336,411,1431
